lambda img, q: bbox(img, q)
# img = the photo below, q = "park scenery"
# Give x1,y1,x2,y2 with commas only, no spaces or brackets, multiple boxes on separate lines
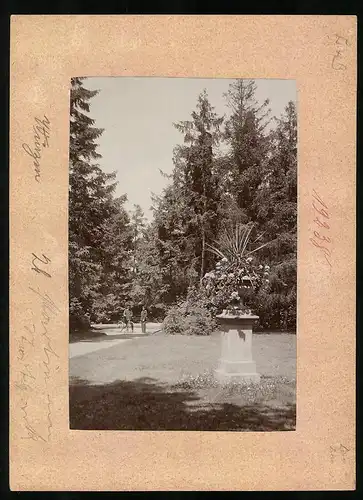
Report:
69,77,297,431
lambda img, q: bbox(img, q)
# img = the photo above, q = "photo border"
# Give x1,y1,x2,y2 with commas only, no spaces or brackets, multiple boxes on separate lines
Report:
9,15,356,491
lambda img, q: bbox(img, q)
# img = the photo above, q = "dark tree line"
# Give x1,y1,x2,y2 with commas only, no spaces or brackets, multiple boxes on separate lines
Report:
69,78,297,331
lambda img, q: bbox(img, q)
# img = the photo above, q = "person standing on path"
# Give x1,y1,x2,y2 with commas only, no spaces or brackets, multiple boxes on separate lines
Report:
140,306,147,333
123,306,133,333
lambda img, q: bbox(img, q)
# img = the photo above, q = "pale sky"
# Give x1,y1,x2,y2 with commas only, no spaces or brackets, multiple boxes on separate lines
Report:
84,77,296,219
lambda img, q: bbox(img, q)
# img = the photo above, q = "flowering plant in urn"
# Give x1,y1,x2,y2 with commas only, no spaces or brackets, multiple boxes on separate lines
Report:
202,224,271,315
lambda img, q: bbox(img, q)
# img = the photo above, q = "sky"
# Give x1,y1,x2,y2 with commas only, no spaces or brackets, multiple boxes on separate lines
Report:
84,77,296,220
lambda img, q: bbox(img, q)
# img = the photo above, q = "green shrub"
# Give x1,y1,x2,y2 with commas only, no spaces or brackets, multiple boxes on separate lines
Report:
162,300,217,336
69,298,91,333
254,288,296,331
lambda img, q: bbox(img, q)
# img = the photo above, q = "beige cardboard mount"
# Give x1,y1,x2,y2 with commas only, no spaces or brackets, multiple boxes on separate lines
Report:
9,15,356,491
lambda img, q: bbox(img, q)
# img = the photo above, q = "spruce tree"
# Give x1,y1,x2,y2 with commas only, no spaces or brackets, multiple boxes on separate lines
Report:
223,79,272,222
173,90,224,281
69,77,132,329
255,101,297,329
130,204,147,274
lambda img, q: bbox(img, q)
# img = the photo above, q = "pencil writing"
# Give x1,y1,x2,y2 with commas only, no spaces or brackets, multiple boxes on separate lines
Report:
22,115,51,183
331,34,349,71
310,189,332,269
15,252,60,443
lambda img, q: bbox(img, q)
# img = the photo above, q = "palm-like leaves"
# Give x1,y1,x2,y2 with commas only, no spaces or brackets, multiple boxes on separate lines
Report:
206,223,268,270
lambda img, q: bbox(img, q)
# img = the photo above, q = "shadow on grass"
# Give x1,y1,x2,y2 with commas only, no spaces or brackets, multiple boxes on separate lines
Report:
69,376,296,431
69,330,107,343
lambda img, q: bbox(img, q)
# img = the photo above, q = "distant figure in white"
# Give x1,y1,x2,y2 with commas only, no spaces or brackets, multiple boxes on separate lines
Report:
140,306,148,333
123,306,133,333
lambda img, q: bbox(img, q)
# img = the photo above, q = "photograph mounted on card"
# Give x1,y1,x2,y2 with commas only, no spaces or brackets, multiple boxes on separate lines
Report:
9,15,356,491
68,76,297,432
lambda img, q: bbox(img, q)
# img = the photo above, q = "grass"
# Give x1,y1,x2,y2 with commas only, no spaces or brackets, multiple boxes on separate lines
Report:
69,332,296,431
70,376,295,431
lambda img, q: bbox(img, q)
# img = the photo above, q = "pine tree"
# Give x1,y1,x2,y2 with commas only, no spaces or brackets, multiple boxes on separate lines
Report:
255,101,297,329
69,77,132,329
150,91,225,309
130,204,147,274
152,183,196,304
93,195,134,323
173,90,224,281
129,223,169,318
223,79,272,222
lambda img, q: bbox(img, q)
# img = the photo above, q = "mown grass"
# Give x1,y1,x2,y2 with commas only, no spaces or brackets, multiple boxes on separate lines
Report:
69,333,296,431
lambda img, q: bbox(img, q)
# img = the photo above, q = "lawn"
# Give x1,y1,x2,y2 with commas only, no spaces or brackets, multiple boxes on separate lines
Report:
69,332,296,431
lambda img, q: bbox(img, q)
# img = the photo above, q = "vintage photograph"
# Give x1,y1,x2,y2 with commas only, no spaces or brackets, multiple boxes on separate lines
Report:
69,77,297,431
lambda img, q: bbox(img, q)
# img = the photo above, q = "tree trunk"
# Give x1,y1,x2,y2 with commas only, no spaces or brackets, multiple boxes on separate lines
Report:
200,182,207,283
200,225,205,283
133,225,137,274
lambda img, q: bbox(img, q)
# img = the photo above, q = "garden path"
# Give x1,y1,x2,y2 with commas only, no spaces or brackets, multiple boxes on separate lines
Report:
69,323,162,359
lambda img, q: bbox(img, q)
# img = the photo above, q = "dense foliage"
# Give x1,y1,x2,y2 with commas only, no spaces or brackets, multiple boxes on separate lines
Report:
69,78,133,330
162,299,216,336
69,78,297,334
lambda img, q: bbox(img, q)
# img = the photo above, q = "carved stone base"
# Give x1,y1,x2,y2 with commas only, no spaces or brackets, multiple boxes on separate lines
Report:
215,312,261,385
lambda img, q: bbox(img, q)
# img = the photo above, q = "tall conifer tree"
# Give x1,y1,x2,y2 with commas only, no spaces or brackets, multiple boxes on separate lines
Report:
223,79,271,222
255,101,297,329
69,77,132,328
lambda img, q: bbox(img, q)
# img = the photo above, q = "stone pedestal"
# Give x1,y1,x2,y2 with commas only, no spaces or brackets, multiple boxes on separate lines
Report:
215,312,261,384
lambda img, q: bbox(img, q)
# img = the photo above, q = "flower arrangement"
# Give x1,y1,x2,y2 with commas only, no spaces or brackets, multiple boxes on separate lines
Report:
202,223,271,314
202,256,270,314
